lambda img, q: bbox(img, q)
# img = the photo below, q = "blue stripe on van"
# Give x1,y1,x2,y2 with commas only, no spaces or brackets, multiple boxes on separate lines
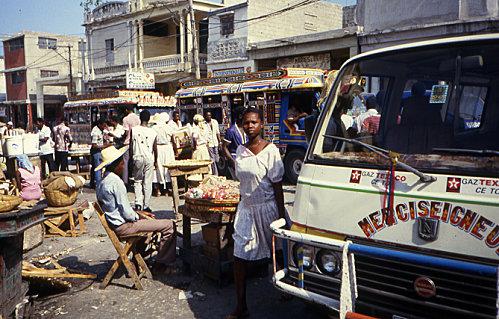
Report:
349,243,497,277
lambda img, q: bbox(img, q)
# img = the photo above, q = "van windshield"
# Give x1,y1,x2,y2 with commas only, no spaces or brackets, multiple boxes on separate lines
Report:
311,42,499,177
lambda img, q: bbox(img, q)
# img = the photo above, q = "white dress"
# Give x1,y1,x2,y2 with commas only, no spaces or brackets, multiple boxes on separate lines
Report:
233,143,284,260
153,123,175,185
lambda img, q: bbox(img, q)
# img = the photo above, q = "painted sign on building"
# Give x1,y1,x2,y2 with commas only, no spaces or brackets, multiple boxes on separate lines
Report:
126,70,155,90
277,53,331,70
208,37,247,63
212,67,245,77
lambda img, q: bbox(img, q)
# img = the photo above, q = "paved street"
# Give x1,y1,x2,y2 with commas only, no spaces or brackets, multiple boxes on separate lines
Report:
26,185,332,319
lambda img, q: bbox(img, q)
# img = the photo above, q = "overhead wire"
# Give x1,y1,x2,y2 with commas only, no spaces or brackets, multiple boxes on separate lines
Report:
12,0,321,71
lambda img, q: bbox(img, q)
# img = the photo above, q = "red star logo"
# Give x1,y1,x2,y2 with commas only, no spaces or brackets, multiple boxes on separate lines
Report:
446,177,461,193
350,170,362,183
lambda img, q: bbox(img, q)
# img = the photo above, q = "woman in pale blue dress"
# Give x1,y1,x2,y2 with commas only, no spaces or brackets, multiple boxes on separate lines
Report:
227,107,286,319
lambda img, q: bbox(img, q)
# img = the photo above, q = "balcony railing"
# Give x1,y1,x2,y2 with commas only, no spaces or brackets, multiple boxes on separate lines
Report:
94,63,128,76
143,55,182,70
84,2,128,24
91,53,208,77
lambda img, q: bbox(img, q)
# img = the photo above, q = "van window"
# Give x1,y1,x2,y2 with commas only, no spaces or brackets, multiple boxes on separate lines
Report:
311,43,499,177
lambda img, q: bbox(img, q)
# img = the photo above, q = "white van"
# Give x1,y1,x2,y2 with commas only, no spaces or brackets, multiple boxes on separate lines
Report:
271,34,499,319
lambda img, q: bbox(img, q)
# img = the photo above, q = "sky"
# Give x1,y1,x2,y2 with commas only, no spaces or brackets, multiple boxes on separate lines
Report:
0,0,356,55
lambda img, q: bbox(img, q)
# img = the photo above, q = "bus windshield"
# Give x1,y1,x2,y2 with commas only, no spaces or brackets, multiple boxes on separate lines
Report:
311,41,499,177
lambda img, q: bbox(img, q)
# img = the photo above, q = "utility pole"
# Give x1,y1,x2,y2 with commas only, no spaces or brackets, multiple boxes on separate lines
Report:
187,0,201,79
67,45,74,97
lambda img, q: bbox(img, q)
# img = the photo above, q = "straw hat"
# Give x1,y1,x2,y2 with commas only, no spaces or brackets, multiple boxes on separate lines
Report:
95,146,129,171
193,114,204,123
149,113,161,124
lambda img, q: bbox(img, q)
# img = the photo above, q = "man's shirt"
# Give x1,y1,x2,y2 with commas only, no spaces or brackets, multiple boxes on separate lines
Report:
206,119,220,148
223,124,246,159
97,171,139,227
91,126,105,148
123,113,140,145
38,125,54,155
53,123,73,152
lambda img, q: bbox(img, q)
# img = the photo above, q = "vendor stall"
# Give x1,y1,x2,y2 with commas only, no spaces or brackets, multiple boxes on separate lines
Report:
177,173,240,285
0,198,45,317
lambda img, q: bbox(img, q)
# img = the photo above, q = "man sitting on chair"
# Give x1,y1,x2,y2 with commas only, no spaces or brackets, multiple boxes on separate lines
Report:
96,145,177,274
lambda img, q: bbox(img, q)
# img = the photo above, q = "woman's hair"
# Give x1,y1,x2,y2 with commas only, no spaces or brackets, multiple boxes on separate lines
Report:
242,107,263,122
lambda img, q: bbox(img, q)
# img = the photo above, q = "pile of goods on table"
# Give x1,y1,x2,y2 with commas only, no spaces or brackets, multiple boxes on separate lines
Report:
186,175,240,201
69,143,91,153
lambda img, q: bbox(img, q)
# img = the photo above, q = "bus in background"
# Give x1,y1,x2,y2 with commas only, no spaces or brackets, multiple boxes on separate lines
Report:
271,34,499,319
63,90,176,144
175,68,325,183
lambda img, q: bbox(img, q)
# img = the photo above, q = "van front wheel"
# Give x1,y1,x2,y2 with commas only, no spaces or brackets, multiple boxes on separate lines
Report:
284,149,306,184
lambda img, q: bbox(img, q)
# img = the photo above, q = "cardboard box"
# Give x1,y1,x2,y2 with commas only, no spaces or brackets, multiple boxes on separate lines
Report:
202,223,233,249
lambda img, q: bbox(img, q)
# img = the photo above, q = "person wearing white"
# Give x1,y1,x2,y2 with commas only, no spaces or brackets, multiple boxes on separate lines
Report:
35,118,55,178
228,107,286,318
151,113,175,195
355,96,380,132
204,111,221,175
168,110,182,131
191,114,211,172
341,113,355,130
130,110,158,211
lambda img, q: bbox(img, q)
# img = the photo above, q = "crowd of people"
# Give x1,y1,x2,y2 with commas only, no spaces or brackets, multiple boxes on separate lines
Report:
4,105,286,318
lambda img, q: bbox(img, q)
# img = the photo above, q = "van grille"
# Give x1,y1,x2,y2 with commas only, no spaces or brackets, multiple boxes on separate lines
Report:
355,253,497,319
283,268,341,300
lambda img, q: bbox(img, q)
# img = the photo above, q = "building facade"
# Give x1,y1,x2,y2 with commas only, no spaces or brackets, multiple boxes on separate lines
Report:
1,31,84,129
84,0,223,95
206,0,345,76
355,0,499,52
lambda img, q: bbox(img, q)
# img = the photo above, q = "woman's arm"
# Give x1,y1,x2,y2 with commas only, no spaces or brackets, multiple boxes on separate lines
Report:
272,181,286,219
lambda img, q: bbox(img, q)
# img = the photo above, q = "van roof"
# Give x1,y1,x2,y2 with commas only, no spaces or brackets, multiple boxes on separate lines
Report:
344,33,499,66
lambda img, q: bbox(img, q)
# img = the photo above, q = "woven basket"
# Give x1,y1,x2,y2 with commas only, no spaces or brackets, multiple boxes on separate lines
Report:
165,159,212,170
44,188,78,207
42,173,84,207
0,195,23,213
185,197,239,216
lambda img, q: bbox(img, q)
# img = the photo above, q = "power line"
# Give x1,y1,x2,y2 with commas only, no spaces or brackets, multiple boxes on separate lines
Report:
14,0,323,71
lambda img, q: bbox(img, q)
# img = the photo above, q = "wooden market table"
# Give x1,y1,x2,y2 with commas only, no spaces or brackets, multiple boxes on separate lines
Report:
43,200,88,237
69,150,91,180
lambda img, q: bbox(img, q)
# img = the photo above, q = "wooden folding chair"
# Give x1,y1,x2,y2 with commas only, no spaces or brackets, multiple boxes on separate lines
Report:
93,202,153,290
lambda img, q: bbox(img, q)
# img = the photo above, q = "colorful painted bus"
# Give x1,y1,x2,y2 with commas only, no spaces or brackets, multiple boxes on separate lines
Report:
271,34,499,318
63,90,176,144
175,68,325,183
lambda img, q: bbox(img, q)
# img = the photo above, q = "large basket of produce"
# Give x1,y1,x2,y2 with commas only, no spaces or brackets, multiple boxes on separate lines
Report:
184,176,240,218
43,172,85,207
0,195,23,213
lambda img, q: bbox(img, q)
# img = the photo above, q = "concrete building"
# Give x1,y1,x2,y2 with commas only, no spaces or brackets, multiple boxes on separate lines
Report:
247,26,360,72
355,0,499,52
1,31,84,129
84,0,223,95
206,0,345,76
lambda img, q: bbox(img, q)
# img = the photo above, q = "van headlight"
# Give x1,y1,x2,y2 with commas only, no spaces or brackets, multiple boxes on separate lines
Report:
292,244,314,270
316,250,341,276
